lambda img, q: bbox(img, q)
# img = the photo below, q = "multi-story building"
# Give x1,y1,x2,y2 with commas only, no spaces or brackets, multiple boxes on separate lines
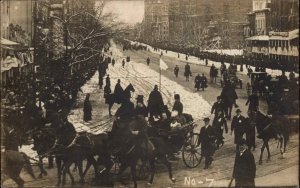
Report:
141,0,252,48
245,0,299,70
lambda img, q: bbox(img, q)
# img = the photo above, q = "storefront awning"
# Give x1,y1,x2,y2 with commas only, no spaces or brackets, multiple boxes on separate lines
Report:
1,38,19,46
245,35,269,41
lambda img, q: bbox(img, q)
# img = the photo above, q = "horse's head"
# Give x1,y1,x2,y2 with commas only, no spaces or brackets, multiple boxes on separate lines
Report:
32,128,57,154
127,83,135,93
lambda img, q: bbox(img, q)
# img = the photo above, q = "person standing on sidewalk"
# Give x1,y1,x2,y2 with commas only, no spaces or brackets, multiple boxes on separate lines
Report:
232,139,256,187
174,65,179,78
83,93,92,122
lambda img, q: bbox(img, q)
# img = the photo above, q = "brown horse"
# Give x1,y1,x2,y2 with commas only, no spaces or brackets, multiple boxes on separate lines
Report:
1,151,36,188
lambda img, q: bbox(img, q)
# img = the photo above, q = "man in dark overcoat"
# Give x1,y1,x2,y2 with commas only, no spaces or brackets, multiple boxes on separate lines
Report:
148,85,164,118
245,91,259,112
200,73,207,91
194,74,202,91
174,65,179,78
172,94,183,116
232,139,256,187
211,96,225,115
106,74,111,86
198,118,216,169
83,93,92,122
135,95,148,117
231,109,246,151
212,111,228,148
114,79,124,104
220,81,238,119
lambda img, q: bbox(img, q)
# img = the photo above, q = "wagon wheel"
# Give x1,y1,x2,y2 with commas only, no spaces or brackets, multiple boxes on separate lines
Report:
136,159,151,180
182,133,202,168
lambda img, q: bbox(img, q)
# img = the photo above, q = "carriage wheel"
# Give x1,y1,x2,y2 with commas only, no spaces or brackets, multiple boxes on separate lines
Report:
182,133,202,168
136,159,151,180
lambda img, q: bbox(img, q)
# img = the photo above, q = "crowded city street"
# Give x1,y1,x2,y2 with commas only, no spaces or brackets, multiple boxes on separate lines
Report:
1,0,299,188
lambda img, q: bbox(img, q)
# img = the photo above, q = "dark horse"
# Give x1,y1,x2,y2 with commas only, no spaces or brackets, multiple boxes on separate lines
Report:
32,127,100,186
110,116,176,188
1,150,36,188
105,83,135,116
250,111,289,165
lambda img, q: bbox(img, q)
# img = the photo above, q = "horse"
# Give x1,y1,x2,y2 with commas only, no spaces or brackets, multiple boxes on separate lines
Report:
249,111,289,165
1,150,36,188
105,83,135,116
109,116,176,188
32,126,99,186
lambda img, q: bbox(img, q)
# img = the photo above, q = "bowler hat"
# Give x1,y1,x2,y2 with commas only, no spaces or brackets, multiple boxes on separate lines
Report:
174,94,180,100
203,117,210,122
236,109,242,113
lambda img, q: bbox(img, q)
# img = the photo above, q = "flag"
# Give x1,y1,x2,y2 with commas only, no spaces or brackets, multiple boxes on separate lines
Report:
159,58,168,70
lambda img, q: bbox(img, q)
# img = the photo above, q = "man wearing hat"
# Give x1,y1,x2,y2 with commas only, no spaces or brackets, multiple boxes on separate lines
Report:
148,85,164,119
135,95,148,117
232,139,256,187
211,96,225,115
245,91,259,113
198,117,216,169
231,109,246,151
172,94,183,116
114,79,124,104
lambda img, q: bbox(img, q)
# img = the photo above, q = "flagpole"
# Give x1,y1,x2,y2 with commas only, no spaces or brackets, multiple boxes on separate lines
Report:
159,68,161,92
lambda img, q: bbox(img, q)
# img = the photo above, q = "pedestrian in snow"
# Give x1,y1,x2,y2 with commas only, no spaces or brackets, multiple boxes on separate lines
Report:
198,117,216,169
232,139,256,187
83,93,92,122
205,59,208,66
112,58,115,66
178,53,180,58
211,96,225,115
114,79,124,104
148,85,164,119
212,111,228,148
147,57,150,66
194,74,202,91
200,73,208,91
231,109,246,151
106,74,111,86
246,82,252,97
174,65,179,78
245,91,259,113
98,75,103,89
184,63,192,82
122,59,125,68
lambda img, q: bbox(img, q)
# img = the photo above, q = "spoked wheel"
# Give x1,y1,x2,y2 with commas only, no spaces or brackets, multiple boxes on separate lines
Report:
182,133,202,168
136,159,151,180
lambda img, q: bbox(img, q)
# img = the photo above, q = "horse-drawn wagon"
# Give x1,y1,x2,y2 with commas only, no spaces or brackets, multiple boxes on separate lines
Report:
220,68,242,89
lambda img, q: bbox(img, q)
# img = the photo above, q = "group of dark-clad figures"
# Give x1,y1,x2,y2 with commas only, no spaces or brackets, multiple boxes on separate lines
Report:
2,43,298,188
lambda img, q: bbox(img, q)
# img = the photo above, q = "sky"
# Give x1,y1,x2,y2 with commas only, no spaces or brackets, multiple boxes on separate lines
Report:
100,0,145,25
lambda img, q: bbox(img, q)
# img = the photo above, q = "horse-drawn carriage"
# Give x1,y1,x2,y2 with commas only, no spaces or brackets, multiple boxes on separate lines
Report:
220,67,242,89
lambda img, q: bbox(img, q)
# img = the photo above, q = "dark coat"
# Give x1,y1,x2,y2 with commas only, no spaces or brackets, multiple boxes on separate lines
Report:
83,99,92,122
135,103,148,117
233,149,256,186
198,125,216,156
184,65,191,76
245,117,256,147
106,77,111,86
114,83,124,103
174,67,179,75
246,94,259,111
194,75,201,89
148,90,164,116
231,115,246,144
211,101,225,115
172,100,183,115
220,84,238,106
200,76,207,88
